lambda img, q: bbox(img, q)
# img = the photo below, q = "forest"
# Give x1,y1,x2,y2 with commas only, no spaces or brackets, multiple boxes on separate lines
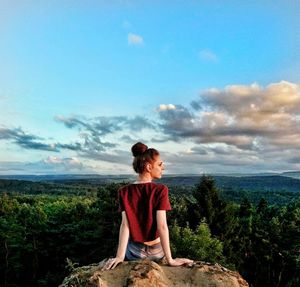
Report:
0,175,299,287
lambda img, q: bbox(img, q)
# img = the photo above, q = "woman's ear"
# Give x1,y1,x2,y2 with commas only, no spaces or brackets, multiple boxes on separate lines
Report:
145,163,152,173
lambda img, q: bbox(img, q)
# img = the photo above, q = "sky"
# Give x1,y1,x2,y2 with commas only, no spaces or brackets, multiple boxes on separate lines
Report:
1,0,300,175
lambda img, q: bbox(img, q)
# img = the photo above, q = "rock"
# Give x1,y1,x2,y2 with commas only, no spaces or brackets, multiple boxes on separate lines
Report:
59,259,249,287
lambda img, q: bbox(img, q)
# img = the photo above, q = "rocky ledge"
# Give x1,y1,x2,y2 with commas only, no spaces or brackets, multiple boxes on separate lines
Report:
59,259,249,287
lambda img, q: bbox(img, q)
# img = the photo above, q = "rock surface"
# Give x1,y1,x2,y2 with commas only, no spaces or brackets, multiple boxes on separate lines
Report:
59,259,249,287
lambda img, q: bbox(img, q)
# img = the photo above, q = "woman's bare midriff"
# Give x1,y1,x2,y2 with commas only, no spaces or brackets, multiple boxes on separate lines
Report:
144,237,160,246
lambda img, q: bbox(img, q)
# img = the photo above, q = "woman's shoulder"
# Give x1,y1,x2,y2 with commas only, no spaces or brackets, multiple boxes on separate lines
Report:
150,182,168,192
118,184,131,193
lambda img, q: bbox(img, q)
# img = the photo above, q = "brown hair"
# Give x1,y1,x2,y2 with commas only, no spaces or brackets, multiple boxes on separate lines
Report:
131,142,159,174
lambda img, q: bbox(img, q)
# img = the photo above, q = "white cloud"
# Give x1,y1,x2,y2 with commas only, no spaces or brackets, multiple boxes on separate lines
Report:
42,156,83,170
128,33,144,45
158,104,176,111
157,81,300,171
0,156,87,175
198,49,218,62
44,156,61,164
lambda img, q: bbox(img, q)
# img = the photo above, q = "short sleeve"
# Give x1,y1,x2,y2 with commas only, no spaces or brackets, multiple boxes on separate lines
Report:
156,185,171,211
118,189,125,212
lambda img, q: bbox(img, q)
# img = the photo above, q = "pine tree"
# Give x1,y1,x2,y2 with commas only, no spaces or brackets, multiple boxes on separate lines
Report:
191,175,220,227
189,175,238,269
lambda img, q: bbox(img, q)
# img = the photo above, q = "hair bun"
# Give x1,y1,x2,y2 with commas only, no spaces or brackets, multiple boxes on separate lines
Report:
131,142,148,157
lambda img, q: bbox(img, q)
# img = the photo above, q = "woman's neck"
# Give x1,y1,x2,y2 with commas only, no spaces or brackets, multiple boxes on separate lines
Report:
136,173,152,183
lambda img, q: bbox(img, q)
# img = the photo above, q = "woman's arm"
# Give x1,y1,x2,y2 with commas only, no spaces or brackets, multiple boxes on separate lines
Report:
157,210,193,266
103,211,129,270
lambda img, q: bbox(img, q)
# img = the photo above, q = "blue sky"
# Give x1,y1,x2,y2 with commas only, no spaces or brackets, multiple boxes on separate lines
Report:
1,0,300,175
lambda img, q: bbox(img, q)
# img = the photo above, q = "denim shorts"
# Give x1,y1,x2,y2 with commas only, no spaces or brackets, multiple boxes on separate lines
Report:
125,240,165,261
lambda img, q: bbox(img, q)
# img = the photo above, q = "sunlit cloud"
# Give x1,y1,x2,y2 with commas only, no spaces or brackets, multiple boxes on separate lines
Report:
156,81,300,172
0,156,88,175
159,81,300,148
42,156,83,170
128,32,144,45
158,104,176,111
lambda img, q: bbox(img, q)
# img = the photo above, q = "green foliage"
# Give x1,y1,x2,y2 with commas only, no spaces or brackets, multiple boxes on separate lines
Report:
170,221,224,263
192,175,220,225
0,181,129,287
1,178,300,287
220,187,300,206
168,194,190,226
190,175,239,258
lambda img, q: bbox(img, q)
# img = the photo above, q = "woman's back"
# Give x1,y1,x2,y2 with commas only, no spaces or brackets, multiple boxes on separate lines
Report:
118,182,171,243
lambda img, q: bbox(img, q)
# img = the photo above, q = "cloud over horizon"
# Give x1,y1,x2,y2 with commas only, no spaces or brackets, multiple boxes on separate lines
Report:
1,81,300,174
157,81,300,172
158,81,300,148
0,156,86,174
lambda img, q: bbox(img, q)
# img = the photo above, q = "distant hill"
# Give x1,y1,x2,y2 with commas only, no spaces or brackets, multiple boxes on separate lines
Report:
0,174,135,182
214,175,300,193
157,174,300,193
0,178,89,195
1,174,300,205
281,171,300,179
1,173,300,193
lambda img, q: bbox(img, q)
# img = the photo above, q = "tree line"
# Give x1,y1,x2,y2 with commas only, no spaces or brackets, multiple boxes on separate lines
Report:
0,176,299,287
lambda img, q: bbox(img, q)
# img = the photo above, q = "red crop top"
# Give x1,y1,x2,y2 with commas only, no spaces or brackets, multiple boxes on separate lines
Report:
118,182,171,243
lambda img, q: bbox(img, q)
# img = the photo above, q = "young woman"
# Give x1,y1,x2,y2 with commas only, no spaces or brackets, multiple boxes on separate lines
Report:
104,142,193,270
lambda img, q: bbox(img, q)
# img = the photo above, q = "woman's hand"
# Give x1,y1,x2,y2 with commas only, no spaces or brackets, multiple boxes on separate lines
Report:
167,258,194,267
102,257,124,270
